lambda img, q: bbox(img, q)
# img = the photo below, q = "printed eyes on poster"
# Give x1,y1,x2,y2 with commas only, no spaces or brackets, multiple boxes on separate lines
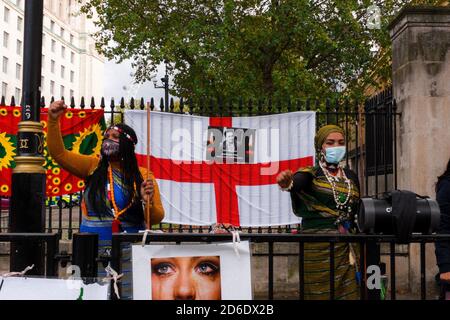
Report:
132,241,253,300
0,277,109,300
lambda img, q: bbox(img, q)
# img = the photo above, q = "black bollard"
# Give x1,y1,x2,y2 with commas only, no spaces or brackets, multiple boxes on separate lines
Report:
72,233,98,280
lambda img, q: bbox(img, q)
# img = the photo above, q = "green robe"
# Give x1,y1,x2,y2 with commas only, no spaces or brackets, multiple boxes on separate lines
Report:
290,165,361,300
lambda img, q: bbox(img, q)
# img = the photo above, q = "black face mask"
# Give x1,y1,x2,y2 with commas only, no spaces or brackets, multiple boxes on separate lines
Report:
101,139,120,160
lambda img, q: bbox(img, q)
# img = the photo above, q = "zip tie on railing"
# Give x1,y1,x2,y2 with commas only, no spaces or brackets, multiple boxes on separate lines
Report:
139,229,164,247
103,264,123,300
141,229,151,247
231,229,241,258
1,264,34,278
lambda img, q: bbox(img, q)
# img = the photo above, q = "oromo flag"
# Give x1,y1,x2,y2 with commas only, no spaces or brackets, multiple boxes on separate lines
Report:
125,110,315,227
0,106,105,197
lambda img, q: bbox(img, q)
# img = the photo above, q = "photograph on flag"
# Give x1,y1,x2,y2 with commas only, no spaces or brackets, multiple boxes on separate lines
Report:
206,126,256,163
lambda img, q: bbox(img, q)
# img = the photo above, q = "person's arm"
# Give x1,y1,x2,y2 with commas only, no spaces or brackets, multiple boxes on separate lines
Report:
285,170,314,218
139,167,165,225
290,171,314,194
47,105,99,179
435,179,450,274
277,169,313,193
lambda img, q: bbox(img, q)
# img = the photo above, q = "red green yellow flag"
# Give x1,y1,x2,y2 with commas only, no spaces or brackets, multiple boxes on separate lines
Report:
0,106,106,197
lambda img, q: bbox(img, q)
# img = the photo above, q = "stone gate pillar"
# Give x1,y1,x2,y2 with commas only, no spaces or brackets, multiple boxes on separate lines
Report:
390,6,450,297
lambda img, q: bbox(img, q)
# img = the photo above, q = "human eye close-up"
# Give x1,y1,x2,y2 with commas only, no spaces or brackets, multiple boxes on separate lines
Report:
153,262,175,276
195,262,220,276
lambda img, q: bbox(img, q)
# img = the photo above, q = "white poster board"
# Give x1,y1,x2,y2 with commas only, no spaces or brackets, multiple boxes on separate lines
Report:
0,277,109,300
132,241,252,300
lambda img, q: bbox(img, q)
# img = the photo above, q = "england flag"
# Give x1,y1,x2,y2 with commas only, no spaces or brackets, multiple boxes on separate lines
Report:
124,110,315,227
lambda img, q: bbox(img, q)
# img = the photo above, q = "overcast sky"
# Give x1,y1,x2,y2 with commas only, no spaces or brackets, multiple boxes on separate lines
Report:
104,59,172,107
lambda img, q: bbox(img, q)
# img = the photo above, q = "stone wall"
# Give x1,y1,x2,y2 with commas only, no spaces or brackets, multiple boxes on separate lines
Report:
390,6,450,296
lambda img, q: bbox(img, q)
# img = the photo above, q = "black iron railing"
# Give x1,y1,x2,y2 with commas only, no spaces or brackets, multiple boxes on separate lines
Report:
0,233,59,276
107,233,450,301
0,88,400,239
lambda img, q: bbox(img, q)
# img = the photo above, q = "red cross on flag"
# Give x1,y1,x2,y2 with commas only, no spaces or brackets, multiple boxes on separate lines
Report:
125,110,315,227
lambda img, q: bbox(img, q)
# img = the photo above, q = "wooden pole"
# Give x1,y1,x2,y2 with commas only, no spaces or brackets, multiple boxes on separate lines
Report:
146,102,151,229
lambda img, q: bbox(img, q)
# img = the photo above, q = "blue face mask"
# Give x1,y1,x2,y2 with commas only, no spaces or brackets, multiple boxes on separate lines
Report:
324,146,346,164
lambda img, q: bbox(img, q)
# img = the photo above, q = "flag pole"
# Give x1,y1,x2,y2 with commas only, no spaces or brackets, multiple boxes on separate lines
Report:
146,102,151,229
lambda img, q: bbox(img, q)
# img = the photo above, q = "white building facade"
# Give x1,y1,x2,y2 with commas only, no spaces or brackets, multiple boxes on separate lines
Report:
0,0,104,105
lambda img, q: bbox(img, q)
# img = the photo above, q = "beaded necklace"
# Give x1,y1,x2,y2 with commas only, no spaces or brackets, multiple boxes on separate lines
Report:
319,159,353,213
319,158,360,282
107,166,136,229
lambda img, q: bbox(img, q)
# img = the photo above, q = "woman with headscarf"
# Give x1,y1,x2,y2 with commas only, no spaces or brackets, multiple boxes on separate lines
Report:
47,100,165,298
277,124,360,300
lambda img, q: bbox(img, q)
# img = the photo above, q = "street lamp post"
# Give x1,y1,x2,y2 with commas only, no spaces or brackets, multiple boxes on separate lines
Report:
153,64,170,112
9,0,46,275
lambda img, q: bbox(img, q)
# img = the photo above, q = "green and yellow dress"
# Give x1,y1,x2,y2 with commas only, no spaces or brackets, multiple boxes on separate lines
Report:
290,165,361,300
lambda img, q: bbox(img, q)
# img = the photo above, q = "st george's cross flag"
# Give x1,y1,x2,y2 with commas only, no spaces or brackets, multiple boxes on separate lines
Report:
125,110,315,227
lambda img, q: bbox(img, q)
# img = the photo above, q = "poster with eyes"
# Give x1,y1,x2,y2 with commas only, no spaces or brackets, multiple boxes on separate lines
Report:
132,241,252,300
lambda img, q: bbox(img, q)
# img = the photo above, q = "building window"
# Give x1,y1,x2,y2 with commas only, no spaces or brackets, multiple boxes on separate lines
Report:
17,16,23,31
70,71,74,83
4,7,10,23
60,27,64,39
60,85,65,98
70,34,74,44
50,81,55,96
70,89,74,98
3,32,9,48
70,52,75,64
51,39,56,52
15,63,21,80
1,82,7,97
68,0,72,21
15,88,20,103
61,65,65,79
2,57,8,74
16,39,22,55
61,46,65,58
51,60,55,73
41,54,45,66
50,20,55,33
41,76,44,91
42,33,45,47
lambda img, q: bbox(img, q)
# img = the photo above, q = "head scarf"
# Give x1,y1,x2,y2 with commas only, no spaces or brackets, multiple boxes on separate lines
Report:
314,125,345,152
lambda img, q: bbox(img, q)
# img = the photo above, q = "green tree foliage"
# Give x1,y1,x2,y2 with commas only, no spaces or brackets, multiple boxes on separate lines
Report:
81,0,447,102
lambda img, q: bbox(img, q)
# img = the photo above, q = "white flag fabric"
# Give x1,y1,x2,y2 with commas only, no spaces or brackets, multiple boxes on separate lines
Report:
124,110,315,227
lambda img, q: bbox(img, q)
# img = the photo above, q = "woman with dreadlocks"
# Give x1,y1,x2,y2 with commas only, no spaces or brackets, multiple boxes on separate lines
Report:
47,100,164,298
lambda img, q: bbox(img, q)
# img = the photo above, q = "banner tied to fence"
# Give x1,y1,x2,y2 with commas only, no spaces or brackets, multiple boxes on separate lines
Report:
0,106,106,197
125,110,316,227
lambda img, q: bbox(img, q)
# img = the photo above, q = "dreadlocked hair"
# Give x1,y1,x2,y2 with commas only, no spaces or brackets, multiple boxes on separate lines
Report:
85,123,144,218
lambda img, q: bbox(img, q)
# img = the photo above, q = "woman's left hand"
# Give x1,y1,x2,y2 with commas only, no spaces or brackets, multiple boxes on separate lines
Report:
140,179,154,202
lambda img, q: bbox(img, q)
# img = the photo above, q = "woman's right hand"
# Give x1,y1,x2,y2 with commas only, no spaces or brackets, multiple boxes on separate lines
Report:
48,100,67,121
276,170,293,189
